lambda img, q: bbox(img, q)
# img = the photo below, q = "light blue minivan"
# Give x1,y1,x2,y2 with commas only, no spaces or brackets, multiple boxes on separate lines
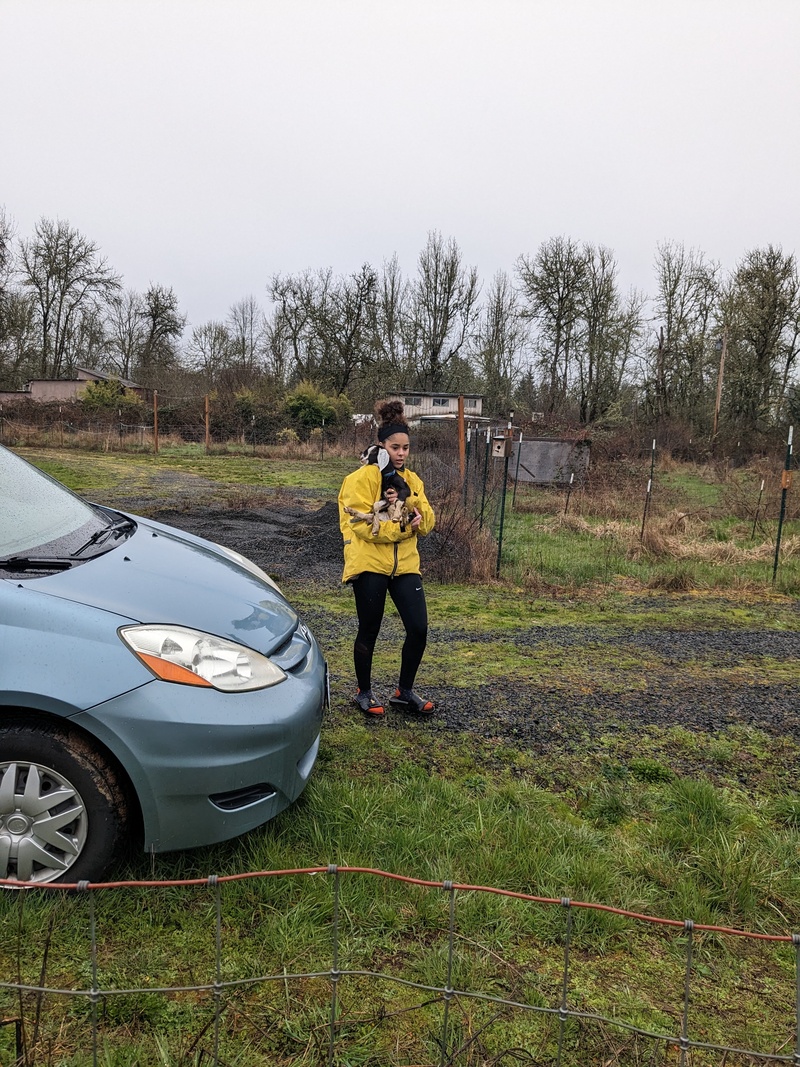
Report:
0,446,327,885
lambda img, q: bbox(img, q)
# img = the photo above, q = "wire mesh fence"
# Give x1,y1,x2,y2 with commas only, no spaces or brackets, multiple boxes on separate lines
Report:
1,866,797,1066
3,413,798,589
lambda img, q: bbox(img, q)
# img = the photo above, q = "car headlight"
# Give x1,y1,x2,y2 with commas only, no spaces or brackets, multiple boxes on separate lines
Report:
119,625,286,692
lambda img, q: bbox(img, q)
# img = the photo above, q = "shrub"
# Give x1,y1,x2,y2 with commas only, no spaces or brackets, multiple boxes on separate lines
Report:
276,427,300,446
283,381,353,437
82,379,146,423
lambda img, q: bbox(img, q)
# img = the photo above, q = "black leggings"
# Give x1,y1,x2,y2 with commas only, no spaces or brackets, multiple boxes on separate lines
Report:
351,572,428,692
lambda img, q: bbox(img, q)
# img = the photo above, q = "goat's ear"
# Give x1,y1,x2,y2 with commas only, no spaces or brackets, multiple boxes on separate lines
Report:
376,447,391,471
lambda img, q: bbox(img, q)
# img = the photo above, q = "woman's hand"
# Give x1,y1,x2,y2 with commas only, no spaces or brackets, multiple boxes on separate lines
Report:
410,508,422,530
384,487,398,504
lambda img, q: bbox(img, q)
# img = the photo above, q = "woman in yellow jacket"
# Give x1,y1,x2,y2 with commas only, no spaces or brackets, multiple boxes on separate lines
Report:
338,400,435,716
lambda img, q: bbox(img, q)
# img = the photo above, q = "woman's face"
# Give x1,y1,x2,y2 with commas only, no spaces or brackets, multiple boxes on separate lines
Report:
383,432,410,469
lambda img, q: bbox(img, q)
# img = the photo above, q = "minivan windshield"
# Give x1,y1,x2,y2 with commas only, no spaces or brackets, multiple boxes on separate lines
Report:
0,446,105,557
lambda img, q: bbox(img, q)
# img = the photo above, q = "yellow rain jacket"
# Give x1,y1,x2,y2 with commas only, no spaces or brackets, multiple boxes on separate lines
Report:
338,463,435,583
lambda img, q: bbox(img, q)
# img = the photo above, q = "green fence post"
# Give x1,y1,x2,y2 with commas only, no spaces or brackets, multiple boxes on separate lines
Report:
772,425,794,585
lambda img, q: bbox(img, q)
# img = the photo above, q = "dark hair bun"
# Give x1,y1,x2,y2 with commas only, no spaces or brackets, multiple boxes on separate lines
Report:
375,398,411,442
376,399,406,425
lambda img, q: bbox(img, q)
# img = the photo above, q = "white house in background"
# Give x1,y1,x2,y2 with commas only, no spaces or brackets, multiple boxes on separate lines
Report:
386,391,485,422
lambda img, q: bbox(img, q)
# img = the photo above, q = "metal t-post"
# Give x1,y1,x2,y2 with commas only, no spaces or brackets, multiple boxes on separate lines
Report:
564,472,574,515
479,428,491,529
496,414,514,576
772,426,794,585
463,427,472,508
639,439,656,542
511,431,522,509
496,448,510,576
751,478,765,541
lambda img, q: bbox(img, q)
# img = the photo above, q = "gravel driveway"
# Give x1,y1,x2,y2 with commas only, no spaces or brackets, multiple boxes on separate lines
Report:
135,497,800,789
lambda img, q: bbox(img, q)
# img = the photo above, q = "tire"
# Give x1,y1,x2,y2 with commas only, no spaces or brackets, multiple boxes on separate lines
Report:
0,721,129,885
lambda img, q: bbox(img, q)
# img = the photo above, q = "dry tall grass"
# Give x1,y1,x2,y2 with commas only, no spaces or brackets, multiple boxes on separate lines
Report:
553,511,800,566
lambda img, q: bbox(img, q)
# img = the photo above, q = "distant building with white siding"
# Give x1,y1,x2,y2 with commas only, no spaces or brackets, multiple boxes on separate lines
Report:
386,391,485,422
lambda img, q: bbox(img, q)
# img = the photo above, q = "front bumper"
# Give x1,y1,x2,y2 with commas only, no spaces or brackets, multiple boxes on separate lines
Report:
73,638,327,852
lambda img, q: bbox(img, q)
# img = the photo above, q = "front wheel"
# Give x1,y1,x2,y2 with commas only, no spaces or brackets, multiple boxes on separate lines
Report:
0,722,129,885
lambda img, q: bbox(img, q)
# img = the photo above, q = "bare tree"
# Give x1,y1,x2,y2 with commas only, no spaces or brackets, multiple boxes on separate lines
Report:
263,313,289,388
405,231,480,390
266,266,379,394
374,254,409,373
267,271,318,383
0,207,22,386
312,263,377,394
335,254,412,407
576,246,644,424
18,217,121,378
648,242,718,425
0,206,14,307
720,245,800,433
63,304,108,375
516,237,587,413
186,321,232,387
471,270,529,415
137,283,186,387
104,289,146,379
227,295,267,388
0,290,38,389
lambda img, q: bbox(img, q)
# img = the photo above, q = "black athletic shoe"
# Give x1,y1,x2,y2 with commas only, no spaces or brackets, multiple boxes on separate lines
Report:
353,689,385,716
388,688,435,714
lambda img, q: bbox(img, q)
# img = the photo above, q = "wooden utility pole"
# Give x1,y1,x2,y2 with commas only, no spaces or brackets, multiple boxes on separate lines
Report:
205,395,210,453
153,390,159,454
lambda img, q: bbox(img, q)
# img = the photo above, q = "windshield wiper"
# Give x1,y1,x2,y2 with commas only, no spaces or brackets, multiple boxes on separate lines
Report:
0,515,137,574
0,556,78,572
71,515,137,556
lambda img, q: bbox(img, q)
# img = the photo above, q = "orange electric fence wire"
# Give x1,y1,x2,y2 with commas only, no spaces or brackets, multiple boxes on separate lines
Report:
2,866,798,1066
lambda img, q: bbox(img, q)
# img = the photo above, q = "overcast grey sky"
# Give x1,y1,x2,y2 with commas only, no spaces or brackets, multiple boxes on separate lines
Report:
2,0,798,329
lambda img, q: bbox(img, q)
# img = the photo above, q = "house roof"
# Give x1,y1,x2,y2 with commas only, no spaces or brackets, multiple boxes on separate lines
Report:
23,367,143,390
389,389,484,399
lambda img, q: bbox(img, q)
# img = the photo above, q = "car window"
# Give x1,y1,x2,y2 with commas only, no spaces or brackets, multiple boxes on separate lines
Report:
0,447,101,556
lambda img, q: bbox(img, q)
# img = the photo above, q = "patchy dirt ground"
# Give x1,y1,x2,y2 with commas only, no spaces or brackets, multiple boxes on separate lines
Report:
122,488,800,788
147,500,347,587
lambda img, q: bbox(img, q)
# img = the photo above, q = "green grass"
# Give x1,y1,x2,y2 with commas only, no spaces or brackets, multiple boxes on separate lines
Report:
2,764,798,1064
659,467,726,508
15,445,353,501
2,447,800,1064
291,579,800,637
3,740,798,1067
499,496,800,596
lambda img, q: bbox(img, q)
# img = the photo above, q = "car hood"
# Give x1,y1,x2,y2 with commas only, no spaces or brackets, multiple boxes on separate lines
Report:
18,515,299,656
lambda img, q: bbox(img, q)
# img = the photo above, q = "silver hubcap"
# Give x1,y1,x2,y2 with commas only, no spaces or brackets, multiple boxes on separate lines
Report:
0,761,88,884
